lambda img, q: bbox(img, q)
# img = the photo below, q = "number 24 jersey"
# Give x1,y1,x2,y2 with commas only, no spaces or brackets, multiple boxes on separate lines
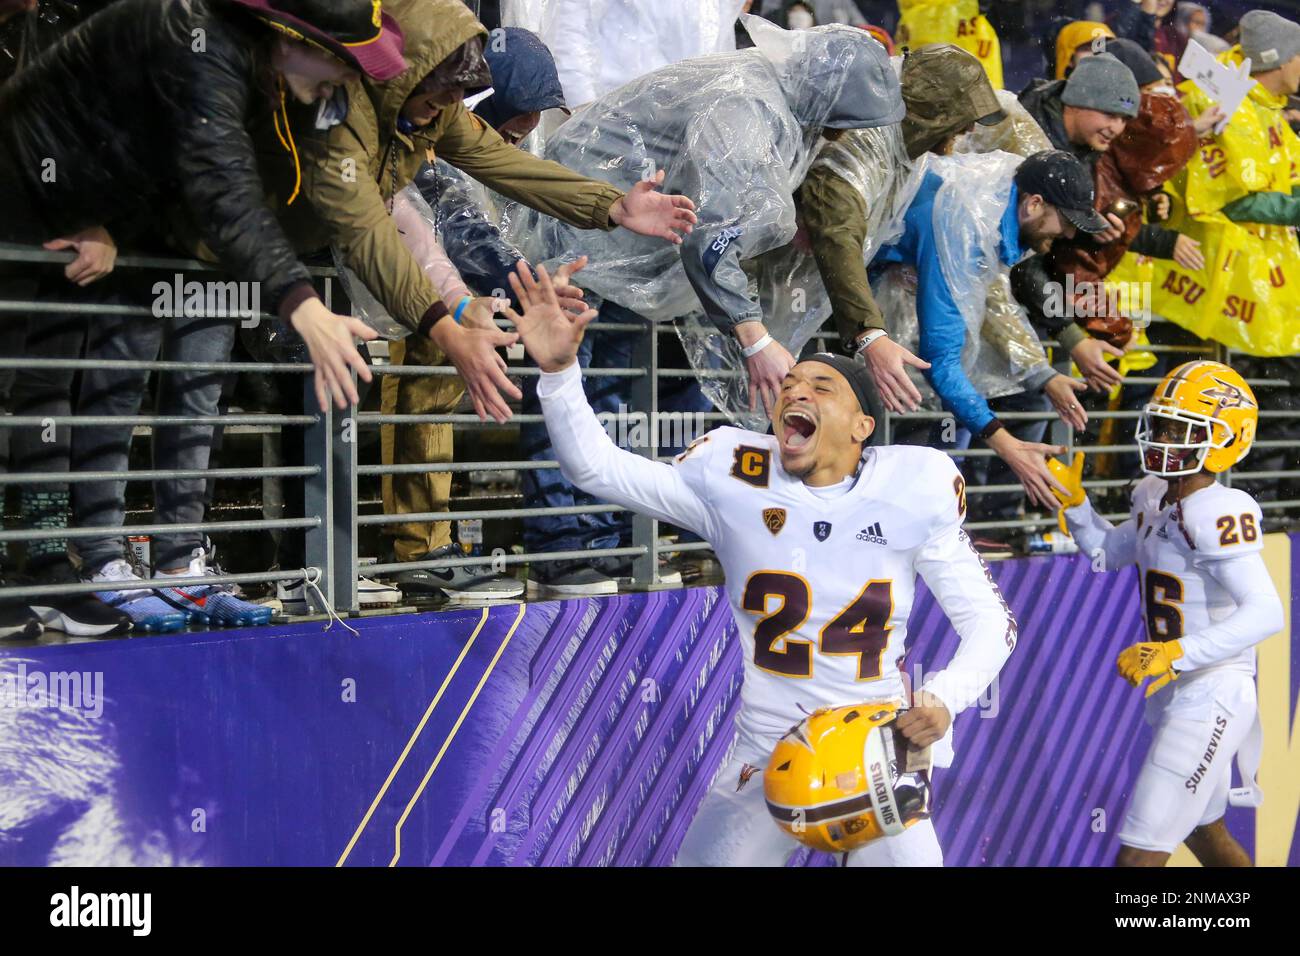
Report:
672,428,1017,751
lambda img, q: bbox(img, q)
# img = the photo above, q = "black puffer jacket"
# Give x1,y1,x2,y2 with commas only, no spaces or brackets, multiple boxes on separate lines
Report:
1017,78,1096,167
0,0,314,317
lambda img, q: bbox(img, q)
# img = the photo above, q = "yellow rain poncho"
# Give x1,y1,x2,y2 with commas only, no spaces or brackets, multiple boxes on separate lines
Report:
895,0,1003,89
1112,46,1300,356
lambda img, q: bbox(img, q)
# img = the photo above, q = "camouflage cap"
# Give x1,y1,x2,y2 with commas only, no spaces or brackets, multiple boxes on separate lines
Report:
900,44,1004,159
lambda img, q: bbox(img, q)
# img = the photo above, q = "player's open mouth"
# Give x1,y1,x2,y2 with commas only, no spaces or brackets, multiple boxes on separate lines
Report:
781,409,817,451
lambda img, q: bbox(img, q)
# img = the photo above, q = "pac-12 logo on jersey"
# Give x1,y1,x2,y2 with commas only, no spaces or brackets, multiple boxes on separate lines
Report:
731,446,771,487
813,521,832,541
763,508,787,535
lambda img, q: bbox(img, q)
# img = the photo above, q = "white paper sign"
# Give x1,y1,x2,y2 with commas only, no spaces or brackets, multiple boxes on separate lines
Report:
1178,40,1254,134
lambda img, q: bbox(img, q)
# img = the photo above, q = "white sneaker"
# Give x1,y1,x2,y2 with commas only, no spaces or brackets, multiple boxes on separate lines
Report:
358,574,401,606
276,579,310,615
276,575,401,614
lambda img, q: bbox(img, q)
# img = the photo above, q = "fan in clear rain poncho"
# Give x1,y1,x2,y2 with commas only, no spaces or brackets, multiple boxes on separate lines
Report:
867,77,1064,422
799,44,1023,420
679,44,1056,430
506,15,904,424
870,149,1113,510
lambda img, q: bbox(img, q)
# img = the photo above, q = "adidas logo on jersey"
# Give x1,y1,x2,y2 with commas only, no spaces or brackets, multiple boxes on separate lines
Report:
856,522,887,545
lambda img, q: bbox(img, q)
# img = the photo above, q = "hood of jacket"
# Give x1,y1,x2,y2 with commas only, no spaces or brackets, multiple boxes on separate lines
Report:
473,26,567,130
1017,77,1094,161
364,0,486,140
1055,20,1113,80
1228,45,1291,110
1109,91,1197,193
743,14,903,130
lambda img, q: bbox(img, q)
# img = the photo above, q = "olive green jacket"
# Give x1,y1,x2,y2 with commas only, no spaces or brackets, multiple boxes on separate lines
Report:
289,0,624,332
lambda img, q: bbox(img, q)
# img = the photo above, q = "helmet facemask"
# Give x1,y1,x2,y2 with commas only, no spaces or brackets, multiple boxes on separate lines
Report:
1136,403,1233,477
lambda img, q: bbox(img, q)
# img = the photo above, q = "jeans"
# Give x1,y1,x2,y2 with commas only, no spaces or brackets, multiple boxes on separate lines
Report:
520,301,713,555
1,281,88,578
72,276,236,573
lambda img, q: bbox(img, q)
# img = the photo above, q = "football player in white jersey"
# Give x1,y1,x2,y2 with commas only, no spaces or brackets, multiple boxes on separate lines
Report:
506,261,1021,867
1050,360,1283,867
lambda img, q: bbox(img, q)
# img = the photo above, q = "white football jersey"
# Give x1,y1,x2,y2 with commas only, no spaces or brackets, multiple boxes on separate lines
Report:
669,427,1016,747
536,360,1019,764
1128,476,1265,676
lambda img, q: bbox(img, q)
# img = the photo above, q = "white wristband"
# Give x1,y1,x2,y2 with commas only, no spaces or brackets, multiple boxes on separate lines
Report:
740,332,774,358
855,328,888,354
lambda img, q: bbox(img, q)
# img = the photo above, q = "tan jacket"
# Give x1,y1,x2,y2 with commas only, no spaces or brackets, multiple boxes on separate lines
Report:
291,0,624,332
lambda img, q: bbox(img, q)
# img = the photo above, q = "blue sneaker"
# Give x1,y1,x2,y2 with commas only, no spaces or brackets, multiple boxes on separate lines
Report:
89,559,187,633
158,550,272,627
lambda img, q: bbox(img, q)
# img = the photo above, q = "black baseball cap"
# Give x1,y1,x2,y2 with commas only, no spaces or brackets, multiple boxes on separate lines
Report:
1014,149,1109,234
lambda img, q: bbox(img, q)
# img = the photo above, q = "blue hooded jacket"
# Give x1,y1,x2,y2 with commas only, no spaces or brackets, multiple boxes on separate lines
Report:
416,27,568,299
474,27,569,130
874,172,1024,436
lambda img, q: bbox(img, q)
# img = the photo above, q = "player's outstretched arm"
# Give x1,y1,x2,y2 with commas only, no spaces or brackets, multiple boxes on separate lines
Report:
1050,455,1138,571
506,260,717,540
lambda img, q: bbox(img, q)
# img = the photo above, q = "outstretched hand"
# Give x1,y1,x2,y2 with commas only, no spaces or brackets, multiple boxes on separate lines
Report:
504,259,599,373
609,169,697,244
551,255,593,319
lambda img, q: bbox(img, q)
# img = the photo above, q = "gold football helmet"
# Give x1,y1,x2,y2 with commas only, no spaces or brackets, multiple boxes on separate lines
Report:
764,702,931,853
1136,361,1258,477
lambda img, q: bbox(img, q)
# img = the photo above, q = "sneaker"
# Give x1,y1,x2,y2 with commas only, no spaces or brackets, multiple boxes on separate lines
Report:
276,574,401,614
394,544,524,601
18,563,131,638
30,592,133,638
359,574,401,606
599,555,683,588
88,559,187,633
0,600,43,641
157,550,273,627
526,559,619,598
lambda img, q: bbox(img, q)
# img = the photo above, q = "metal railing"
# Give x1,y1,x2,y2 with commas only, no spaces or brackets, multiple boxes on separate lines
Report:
1,242,1297,621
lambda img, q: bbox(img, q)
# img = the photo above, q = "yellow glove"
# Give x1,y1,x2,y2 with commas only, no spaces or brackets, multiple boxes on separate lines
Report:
1047,452,1085,534
1116,640,1184,697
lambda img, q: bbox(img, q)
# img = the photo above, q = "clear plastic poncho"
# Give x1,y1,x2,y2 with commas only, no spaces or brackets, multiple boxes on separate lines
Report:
675,119,923,426
335,183,476,340
951,88,1053,158
873,149,1052,409
504,16,904,429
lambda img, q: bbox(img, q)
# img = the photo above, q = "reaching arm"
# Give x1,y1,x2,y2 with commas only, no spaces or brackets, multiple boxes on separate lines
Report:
676,100,796,336
1063,495,1139,571
434,104,623,230
170,27,314,319
916,468,1018,716
1221,191,1300,228
797,162,883,350
913,223,999,436
299,109,447,333
513,258,718,539
1178,550,1285,669
536,362,718,540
